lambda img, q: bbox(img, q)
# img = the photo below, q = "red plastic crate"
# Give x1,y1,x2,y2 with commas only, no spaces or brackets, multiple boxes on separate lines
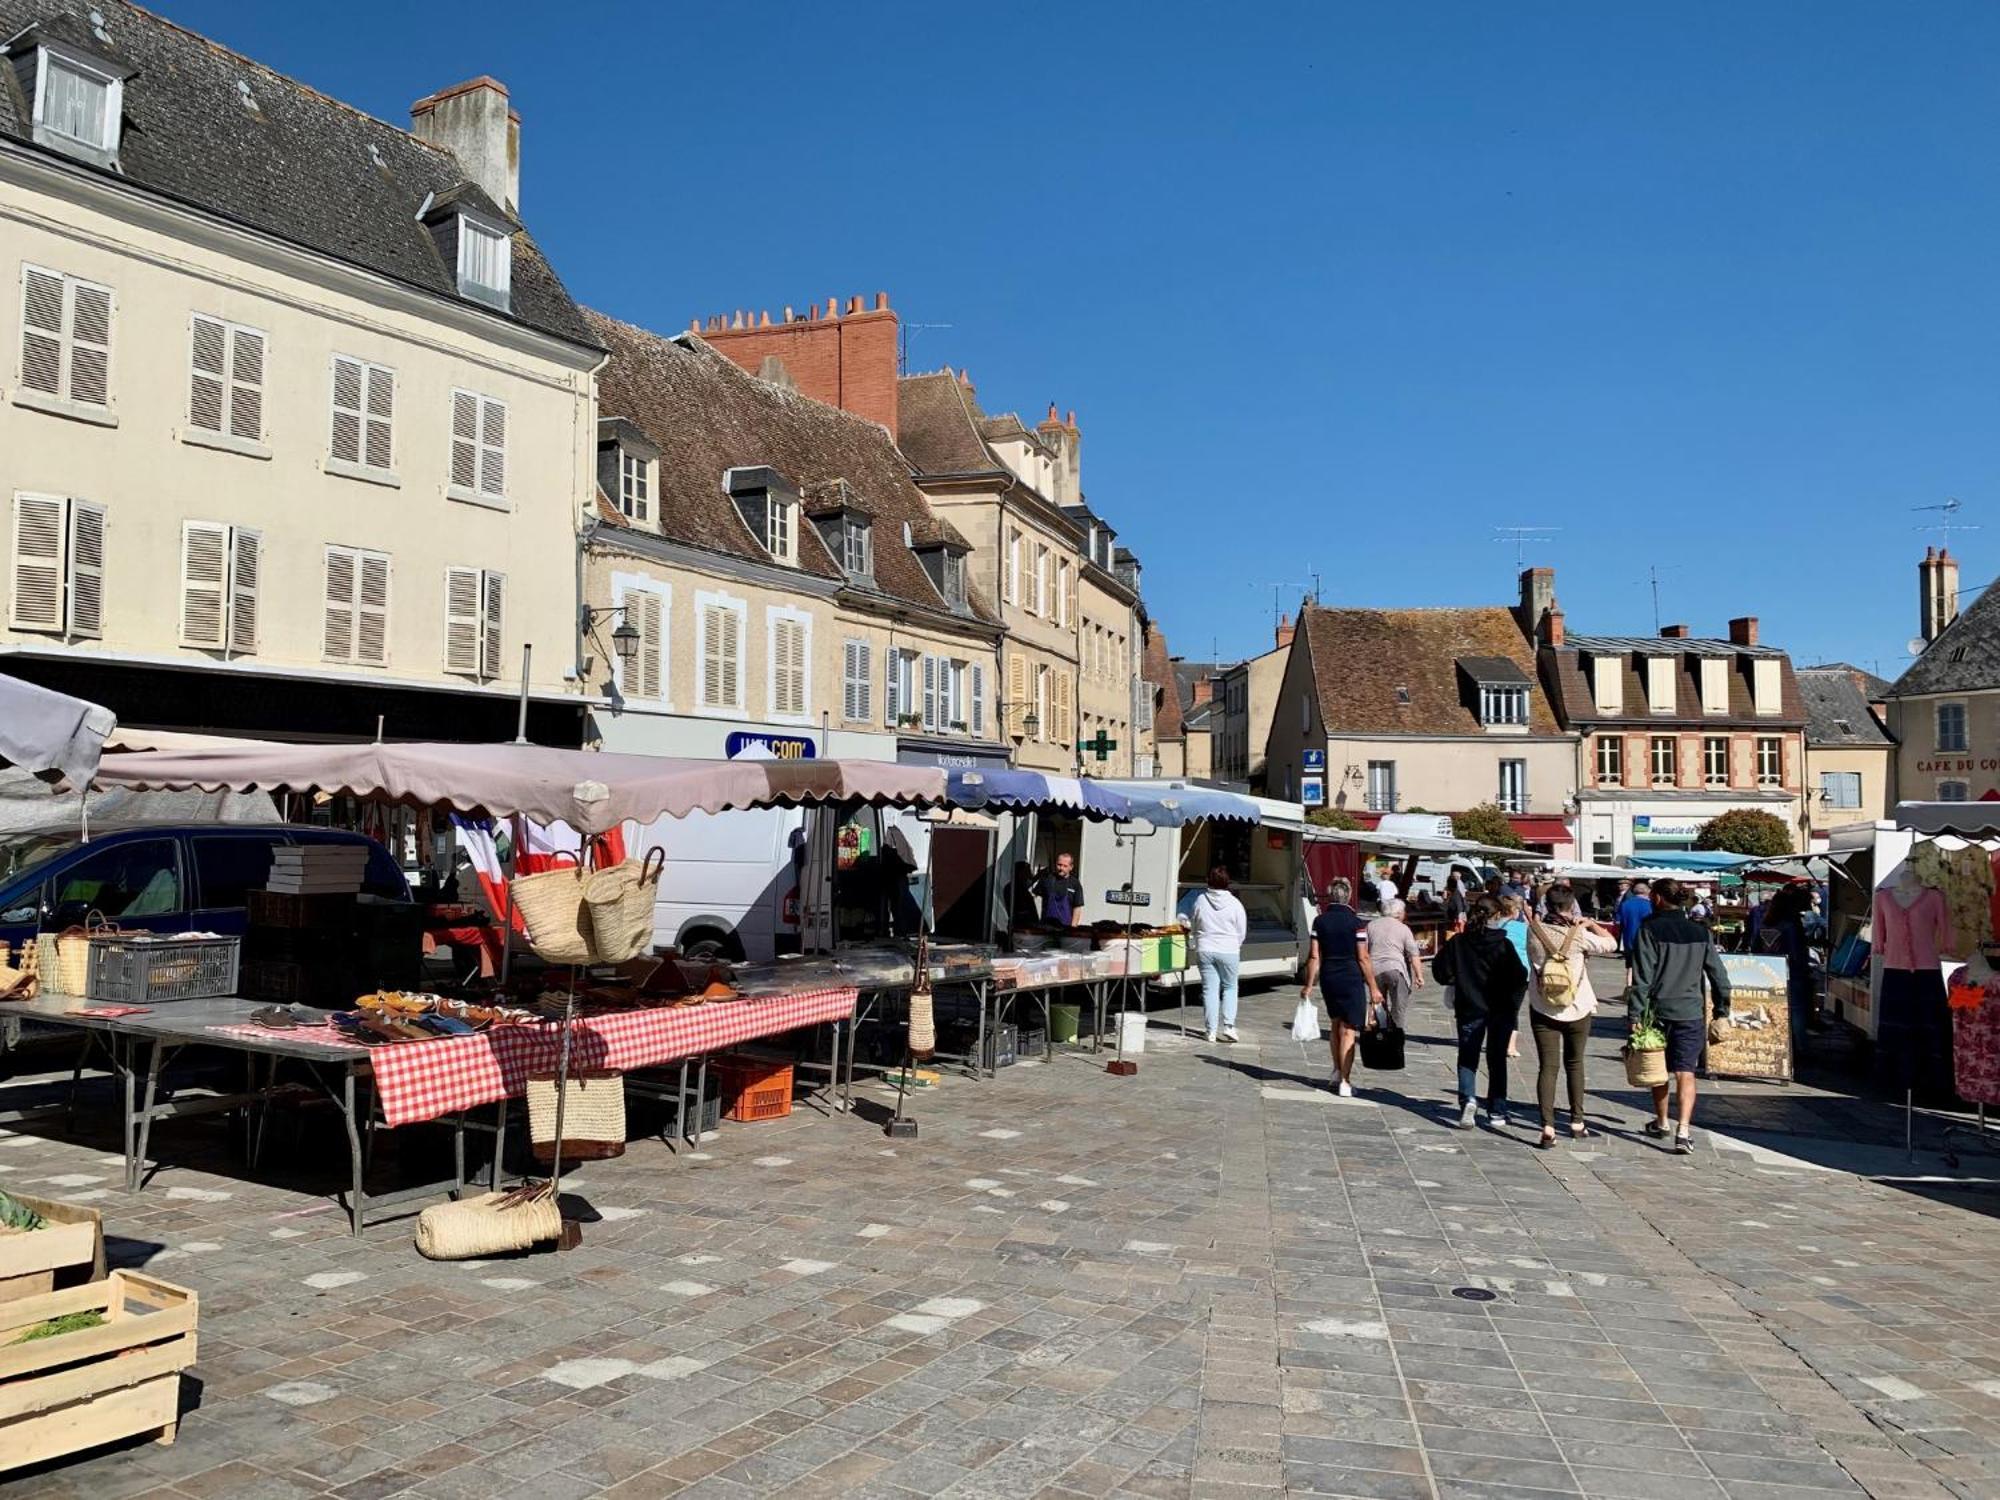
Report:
713,1055,793,1122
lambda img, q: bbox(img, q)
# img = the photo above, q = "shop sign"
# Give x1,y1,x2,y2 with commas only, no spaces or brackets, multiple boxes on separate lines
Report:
1301,774,1325,807
895,743,1010,770
1303,749,1326,771
1632,815,1704,845
1915,758,1989,773
725,731,816,760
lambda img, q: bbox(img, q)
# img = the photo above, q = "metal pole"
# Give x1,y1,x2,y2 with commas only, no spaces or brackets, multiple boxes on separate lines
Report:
498,815,517,984
515,643,533,745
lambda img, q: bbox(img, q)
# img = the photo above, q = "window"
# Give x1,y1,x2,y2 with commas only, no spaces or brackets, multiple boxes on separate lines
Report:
1650,735,1677,787
767,608,808,719
187,315,264,444
697,595,745,712
1478,684,1528,726
842,640,872,723
1366,761,1397,813
1939,780,1971,803
1703,735,1730,788
1005,530,1020,604
941,550,966,608
443,567,506,681
889,649,918,727
1937,702,1969,752
1751,658,1781,716
1497,759,1527,814
449,391,507,503
1699,657,1729,715
49,839,180,923
1033,544,1049,616
921,657,968,732
1820,771,1862,809
1646,655,1676,714
322,546,390,666
456,217,512,309
179,522,261,656
1756,736,1782,788
843,520,872,578
329,355,394,475
10,493,103,638
618,451,651,523
18,265,111,410
34,48,121,157
766,498,797,566
611,582,665,702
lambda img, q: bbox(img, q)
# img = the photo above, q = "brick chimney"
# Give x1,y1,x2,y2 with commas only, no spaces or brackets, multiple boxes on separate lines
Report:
1275,611,1295,650
1517,567,1555,639
1036,405,1082,505
1728,616,1759,647
411,77,520,216
1660,624,1690,639
1921,545,1961,643
693,293,900,438
1542,603,1564,648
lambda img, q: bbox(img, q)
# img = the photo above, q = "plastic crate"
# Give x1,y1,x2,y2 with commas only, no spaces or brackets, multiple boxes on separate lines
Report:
712,1054,794,1122
983,1022,1018,1071
86,935,240,1003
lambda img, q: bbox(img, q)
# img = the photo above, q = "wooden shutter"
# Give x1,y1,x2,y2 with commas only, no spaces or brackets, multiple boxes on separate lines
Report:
721,606,741,707
885,649,903,725
1008,653,1027,716
179,520,228,648
1057,670,1073,744
701,605,723,708
842,640,863,722
479,398,506,498
188,316,227,433
66,281,111,408
921,654,939,731
970,664,985,737
330,358,364,464
450,392,479,492
356,552,389,665
229,328,264,440
637,589,664,699
10,493,65,632
773,617,805,716
66,502,103,638
363,366,394,471
443,566,481,676
324,548,355,661
19,268,63,396
229,528,260,655
480,571,505,681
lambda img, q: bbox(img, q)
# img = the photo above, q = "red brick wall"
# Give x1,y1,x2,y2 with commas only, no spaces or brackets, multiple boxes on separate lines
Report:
696,298,901,438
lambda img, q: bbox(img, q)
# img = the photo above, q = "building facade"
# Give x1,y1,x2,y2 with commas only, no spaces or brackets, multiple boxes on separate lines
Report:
1798,665,1895,847
0,7,599,742
1214,615,1293,789
1881,547,2000,804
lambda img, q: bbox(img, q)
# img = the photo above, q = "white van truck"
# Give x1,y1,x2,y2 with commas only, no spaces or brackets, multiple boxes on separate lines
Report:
626,808,803,961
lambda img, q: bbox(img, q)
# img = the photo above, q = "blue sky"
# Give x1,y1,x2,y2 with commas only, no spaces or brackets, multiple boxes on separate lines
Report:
165,1,1999,678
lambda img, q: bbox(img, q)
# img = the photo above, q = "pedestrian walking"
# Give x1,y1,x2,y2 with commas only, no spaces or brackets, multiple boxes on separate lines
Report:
1443,872,1470,935
1367,897,1424,1030
1631,879,1731,1155
1502,894,1530,1061
1434,894,1529,1129
1189,865,1248,1044
1617,878,1654,963
1526,887,1617,1148
1302,878,1383,1097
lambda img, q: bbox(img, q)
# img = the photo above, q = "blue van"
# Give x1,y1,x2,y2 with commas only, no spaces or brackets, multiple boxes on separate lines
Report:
0,825,409,949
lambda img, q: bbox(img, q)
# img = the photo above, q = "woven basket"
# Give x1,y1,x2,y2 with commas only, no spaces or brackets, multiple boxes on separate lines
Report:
415,1188,562,1260
527,1068,626,1162
908,982,936,1061
580,848,665,964
51,922,103,996
511,857,595,966
1623,1044,1669,1089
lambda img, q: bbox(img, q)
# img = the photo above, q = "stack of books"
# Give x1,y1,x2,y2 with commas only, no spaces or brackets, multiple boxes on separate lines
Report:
265,844,371,896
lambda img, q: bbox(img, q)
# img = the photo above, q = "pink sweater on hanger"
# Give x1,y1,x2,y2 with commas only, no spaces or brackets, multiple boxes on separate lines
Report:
1873,885,1953,971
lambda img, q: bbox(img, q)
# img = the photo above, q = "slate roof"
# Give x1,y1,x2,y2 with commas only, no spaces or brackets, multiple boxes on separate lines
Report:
1888,587,2000,698
587,313,993,625
898,372,1000,475
1541,637,1806,728
1457,656,1531,686
1796,667,1895,748
1810,662,1892,700
1300,606,1562,736
0,1,594,348
1565,633,1784,659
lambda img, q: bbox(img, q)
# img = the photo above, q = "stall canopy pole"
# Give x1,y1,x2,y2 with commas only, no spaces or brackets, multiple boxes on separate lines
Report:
514,644,533,745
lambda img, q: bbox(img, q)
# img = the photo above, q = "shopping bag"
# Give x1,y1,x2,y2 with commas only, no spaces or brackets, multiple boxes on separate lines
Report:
1358,1004,1406,1071
1290,998,1321,1041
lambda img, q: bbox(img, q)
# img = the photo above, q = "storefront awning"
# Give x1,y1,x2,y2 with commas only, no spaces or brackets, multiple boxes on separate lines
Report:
1507,816,1573,844
1099,781,1262,826
945,769,1132,820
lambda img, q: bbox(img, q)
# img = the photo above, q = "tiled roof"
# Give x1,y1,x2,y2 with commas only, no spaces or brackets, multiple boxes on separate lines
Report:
897,372,999,475
1144,623,1183,741
1796,668,1895,747
1541,640,1806,727
587,313,994,624
1565,633,1784,660
1300,606,1560,736
1888,588,2000,698
1806,662,1892,699
0,2,594,348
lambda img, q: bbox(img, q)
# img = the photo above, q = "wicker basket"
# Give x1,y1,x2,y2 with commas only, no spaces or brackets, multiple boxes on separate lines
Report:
49,922,106,997
415,1188,562,1260
511,858,595,966
527,1067,626,1162
580,848,665,964
1623,1044,1669,1089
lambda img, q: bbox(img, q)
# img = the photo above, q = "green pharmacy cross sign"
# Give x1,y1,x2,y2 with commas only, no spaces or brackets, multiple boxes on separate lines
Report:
1080,730,1119,762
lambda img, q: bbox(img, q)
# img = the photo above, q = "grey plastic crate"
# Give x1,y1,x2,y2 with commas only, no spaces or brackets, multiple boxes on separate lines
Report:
87,935,241,1003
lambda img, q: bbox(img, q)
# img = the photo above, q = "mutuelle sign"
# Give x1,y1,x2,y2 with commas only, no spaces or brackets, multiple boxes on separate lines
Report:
724,731,817,761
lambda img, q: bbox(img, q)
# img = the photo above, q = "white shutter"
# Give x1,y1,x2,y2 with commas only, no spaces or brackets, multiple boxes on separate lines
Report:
330,357,364,464
228,327,264,441
480,571,505,681
841,641,861,722
19,268,64,397
10,493,65,632
720,605,740,707
479,398,506,498
632,588,663,700
356,552,389,665
885,648,902,725
970,664,985,737
65,502,103,638
701,604,722,708
188,316,227,433
229,528,260,655
450,392,479,492
443,566,481,676
323,547,356,661
66,281,110,408
921,654,938,732
363,365,394,471
179,520,228,648
772,617,805,717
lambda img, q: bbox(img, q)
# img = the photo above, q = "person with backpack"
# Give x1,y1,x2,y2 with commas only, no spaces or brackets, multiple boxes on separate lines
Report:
1434,893,1530,1129
1526,886,1617,1148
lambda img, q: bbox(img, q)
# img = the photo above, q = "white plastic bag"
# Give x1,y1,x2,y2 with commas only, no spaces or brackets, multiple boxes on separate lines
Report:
1291,997,1321,1041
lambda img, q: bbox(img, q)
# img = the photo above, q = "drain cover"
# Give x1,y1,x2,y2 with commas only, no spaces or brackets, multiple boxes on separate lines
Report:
1450,1286,1497,1302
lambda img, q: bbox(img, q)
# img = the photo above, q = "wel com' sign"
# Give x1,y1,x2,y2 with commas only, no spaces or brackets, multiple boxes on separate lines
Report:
725,731,817,761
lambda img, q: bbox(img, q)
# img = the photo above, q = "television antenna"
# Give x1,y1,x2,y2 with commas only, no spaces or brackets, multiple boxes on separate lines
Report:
1912,497,1980,547
1494,526,1560,569
897,321,955,375
1248,579,1313,630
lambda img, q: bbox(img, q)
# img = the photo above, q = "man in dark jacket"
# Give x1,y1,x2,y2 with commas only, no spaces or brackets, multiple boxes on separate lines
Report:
1435,894,1530,1130
1631,879,1731,1154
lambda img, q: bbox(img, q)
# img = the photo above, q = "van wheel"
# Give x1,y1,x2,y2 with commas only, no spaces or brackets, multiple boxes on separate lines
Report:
681,930,743,962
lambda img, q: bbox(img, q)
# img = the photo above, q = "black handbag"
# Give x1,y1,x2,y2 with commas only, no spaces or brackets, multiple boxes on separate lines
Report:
1358,1005,1406,1070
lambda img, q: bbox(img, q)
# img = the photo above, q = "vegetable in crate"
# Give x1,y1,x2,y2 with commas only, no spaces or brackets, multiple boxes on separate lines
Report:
0,1188,47,1232
12,1310,104,1342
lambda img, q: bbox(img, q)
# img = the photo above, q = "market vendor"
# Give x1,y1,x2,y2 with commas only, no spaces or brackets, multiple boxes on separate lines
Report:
1031,853,1085,927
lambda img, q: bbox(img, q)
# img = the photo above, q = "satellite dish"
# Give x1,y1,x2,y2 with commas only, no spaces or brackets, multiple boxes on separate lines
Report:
1907,637,1929,656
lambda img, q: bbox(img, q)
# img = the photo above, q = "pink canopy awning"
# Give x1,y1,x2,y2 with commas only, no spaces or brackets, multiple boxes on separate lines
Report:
89,742,946,835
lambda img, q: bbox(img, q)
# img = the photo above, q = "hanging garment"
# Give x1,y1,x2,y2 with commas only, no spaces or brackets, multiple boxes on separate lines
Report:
1872,885,1953,971
1879,966,1955,1101
1939,845,1996,958
1955,995,2000,1106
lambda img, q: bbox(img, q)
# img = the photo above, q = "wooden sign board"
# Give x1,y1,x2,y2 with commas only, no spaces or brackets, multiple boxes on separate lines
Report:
1708,954,1793,1083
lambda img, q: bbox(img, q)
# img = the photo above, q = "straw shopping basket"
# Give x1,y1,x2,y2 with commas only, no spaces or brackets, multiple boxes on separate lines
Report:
580,848,665,963
1623,1044,1669,1089
527,1067,626,1162
415,1186,562,1260
46,915,114,996
510,855,595,965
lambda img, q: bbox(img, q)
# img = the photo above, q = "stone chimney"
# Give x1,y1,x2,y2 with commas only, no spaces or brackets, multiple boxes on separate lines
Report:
1036,406,1082,506
1517,567,1555,639
411,77,519,217
1728,616,1759,647
1542,603,1564,648
1921,545,1961,643
1275,611,1295,650
1660,624,1690,639
1190,676,1214,707
693,293,900,438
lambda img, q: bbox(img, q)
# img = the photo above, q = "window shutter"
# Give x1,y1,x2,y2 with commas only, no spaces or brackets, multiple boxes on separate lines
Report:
450,391,479,491
720,606,740,707
363,366,394,471
842,641,861,722
480,571,505,681
179,520,228,649
479,398,506,497
443,566,480,676
323,548,355,660
356,552,389,665
330,358,363,464
66,282,110,407
228,528,260,654
773,617,805,716
1056,671,1072,744
701,605,723,708
885,649,902,724
229,328,264,440
1009,653,1027,719
632,589,663,700
10,493,65,632
188,316,227,433
921,654,939,731
970,664,985,737
19,268,64,396
65,502,103,638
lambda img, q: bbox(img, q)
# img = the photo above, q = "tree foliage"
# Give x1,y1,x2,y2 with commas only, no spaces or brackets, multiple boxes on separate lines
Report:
1694,808,1793,857
1451,803,1524,849
1306,807,1360,830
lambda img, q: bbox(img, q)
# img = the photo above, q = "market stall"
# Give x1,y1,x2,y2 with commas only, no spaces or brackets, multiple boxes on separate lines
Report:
1303,826,1548,955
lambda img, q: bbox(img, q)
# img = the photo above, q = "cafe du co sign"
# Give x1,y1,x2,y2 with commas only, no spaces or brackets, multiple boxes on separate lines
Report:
725,731,817,760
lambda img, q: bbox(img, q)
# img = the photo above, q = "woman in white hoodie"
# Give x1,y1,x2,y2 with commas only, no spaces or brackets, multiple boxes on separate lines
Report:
1189,866,1249,1042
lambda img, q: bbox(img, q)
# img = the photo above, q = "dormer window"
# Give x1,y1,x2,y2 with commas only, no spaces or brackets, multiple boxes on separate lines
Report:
456,216,512,310
596,418,658,528
1479,684,1528,725
915,543,970,611
724,466,800,568
618,450,650,522
766,496,796,565
842,519,872,578
1459,657,1531,727
5,25,134,168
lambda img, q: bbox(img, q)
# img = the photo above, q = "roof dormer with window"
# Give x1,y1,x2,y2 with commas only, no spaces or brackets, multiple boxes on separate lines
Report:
418,184,516,313
724,465,800,568
807,481,875,585
1458,657,1532,732
4,18,133,170
595,418,658,527
915,540,972,614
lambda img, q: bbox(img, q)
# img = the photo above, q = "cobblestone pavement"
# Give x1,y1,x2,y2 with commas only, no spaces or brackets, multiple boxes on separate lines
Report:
5,963,2000,1498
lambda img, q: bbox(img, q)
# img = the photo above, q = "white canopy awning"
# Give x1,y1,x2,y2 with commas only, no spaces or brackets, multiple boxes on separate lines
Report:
1303,826,1551,864
0,674,114,788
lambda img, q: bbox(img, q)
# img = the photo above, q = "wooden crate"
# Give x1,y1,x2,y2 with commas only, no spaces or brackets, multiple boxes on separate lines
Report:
0,1271,198,1472
0,1193,104,1303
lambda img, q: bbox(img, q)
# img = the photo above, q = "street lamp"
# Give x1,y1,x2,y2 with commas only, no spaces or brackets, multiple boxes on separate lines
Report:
581,605,643,675
1021,708,1040,740
610,618,641,669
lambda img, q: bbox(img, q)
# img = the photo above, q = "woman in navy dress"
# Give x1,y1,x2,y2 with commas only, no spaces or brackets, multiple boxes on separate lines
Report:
1303,878,1384,1096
